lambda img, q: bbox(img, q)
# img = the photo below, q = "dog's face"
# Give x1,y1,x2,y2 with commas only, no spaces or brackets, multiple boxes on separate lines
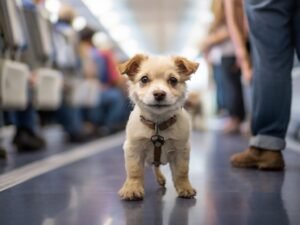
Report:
119,54,199,115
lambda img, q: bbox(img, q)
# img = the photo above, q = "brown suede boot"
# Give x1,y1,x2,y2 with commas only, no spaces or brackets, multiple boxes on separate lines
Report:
230,147,285,170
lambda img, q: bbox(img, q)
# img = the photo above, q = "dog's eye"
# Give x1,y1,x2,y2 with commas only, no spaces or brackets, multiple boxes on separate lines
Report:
140,76,149,84
169,77,178,86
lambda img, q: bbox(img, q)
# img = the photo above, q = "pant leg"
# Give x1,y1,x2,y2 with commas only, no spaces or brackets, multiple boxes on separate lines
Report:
221,56,245,121
56,103,83,135
213,64,227,111
245,0,294,150
15,104,37,131
294,0,300,59
100,88,128,127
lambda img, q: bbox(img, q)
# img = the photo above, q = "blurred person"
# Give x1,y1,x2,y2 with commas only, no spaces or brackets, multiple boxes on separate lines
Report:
224,0,252,85
223,0,253,136
0,0,48,151
202,0,246,133
230,0,300,170
202,0,230,116
79,26,130,133
53,4,92,142
12,106,46,151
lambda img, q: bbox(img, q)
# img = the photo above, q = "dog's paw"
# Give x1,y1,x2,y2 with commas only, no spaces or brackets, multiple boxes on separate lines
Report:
176,184,196,198
119,181,144,201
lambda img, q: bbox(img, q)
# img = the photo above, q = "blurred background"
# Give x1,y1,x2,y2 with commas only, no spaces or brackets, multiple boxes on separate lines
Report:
0,0,300,155
1,1,300,224
0,0,215,155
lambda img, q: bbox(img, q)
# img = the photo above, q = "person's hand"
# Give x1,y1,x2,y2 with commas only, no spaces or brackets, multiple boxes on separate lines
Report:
241,62,252,85
201,38,213,52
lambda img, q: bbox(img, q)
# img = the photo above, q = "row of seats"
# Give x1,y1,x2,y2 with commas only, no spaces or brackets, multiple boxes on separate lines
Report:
0,0,130,158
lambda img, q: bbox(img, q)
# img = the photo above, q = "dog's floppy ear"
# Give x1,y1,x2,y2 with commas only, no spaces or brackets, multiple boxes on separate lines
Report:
119,54,148,78
173,56,199,77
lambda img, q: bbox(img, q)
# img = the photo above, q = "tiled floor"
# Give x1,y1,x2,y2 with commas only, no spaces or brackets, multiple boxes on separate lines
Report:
0,130,300,225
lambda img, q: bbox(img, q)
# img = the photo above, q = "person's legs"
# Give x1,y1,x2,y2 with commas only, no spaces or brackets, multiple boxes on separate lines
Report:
231,0,294,169
222,56,245,121
99,88,129,131
294,0,300,60
247,0,294,150
13,104,46,151
222,56,245,133
213,64,227,113
56,103,90,143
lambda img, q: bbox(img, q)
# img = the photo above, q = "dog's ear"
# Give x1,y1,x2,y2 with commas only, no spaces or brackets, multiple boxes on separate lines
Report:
173,56,199,77
119,54,148,79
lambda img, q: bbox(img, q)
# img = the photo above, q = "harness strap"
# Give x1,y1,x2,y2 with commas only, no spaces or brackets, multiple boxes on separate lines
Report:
140,115,177,167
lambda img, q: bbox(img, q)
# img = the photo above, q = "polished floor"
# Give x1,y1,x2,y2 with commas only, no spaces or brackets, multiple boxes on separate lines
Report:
0,129,300,225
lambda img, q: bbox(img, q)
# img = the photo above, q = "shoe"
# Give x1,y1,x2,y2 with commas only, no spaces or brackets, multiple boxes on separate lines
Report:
0,147,7,159
230,147,285,170
67,132,90,143
13,128,46,151
223,118,241,134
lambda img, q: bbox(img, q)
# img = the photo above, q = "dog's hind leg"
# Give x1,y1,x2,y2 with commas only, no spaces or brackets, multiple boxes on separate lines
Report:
153,166,166,187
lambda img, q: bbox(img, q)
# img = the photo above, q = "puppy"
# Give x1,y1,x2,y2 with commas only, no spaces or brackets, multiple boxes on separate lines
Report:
118,54,199,200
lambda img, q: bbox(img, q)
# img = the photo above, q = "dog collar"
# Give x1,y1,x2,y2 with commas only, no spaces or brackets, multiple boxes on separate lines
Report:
139,115,177,131
140,115,177,167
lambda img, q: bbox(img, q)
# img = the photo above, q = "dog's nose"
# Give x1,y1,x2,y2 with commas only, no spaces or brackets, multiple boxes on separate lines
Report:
153,90,166,101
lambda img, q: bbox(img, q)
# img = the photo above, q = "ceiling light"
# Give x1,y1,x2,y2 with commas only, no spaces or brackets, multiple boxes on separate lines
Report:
72,16,87,31
45,0,61,14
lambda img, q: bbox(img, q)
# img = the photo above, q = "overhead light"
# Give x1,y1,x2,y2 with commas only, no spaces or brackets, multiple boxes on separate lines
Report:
72,16,87,31
92,32,110,47
49,13,58,23
45,0,61,14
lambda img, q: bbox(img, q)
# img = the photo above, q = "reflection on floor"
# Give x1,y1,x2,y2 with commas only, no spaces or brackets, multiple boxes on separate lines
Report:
0,130,300,225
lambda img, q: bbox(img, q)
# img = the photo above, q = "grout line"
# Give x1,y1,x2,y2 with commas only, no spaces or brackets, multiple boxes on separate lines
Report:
0,132,125,192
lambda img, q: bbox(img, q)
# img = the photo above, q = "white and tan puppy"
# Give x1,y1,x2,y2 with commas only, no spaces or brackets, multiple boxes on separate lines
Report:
118,54,199,200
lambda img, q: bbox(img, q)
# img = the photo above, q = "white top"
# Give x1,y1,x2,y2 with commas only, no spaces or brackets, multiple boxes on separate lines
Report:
208,40,235,65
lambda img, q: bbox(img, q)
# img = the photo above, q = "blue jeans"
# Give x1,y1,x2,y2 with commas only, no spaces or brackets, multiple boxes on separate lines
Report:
56,104,83,135
221,56,245,121
212,64,227,112
245,0,300,150
85,88,130,128
15,105,36,131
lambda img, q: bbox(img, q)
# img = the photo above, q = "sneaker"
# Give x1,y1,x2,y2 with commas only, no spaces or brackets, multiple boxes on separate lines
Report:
67,132,91,143
223,118,241,134
13,128,46,151
230,147,285,170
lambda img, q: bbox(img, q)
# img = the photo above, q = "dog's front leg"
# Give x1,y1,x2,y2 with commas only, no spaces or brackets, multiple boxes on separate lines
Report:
170,144,196,198
119,141,145,200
